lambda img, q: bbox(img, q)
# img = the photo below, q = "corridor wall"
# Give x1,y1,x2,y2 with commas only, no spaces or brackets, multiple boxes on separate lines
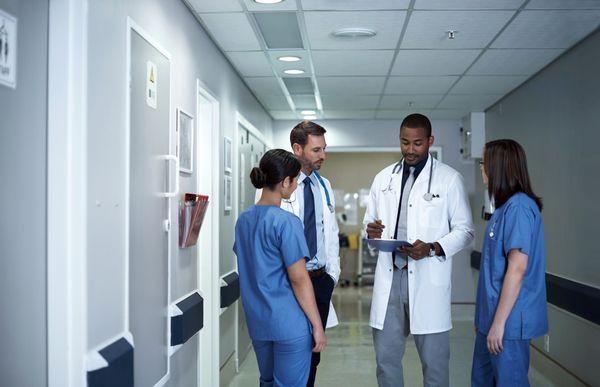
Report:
86,1,272,386
0,1,48,386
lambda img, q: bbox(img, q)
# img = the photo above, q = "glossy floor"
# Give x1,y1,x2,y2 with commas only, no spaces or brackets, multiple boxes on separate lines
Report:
230,286,556,386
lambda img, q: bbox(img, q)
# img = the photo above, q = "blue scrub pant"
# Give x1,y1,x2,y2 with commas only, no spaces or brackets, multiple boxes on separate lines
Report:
471,331,530,387
253,334,312,387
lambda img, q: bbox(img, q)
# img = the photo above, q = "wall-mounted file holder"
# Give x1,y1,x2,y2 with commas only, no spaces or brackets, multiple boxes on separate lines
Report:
179,193,209,248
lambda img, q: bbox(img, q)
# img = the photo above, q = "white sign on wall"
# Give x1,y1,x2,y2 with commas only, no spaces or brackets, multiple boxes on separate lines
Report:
0,9,17,89
146,60,157,109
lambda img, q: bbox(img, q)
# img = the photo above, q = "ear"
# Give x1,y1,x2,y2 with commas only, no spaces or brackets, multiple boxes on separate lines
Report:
428,135,435,146
281,176,291,189
291,143,302,156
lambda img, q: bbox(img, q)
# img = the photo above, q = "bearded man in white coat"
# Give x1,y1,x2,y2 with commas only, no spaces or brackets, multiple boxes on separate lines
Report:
364,114,474,387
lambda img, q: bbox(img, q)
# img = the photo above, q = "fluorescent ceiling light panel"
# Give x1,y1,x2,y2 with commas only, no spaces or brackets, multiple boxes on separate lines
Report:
254,12,304,49
301,110,316,115
254,0,284,3
304,115,317,120
278,55,301,62
284,69,305,75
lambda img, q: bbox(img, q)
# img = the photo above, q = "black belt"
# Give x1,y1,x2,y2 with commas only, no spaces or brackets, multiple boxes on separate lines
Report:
308,266,326,278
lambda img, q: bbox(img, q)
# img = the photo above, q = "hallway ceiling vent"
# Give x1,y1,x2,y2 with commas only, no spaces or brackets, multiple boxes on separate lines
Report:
331,28,377,39
254,12,304,49
283,77,314,94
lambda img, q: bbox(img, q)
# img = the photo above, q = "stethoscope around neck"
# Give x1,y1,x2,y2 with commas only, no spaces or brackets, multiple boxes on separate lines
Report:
283,171,335,213
383,155,437,202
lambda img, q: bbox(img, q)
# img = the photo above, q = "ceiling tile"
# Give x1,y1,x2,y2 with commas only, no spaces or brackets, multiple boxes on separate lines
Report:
304,11,406,50
312,50,395,75
492,10,600,48
227,51,273,76
385,76,459,94
380,95,444,109
283,77,314,94
321,95,381,109
301,0,410,11
270,110,298,120
258,95,291,110
244,77,284,95
316,77,387,95
243,0,298,11
401,10,515,49
254,12,304,49
392,49,481,75
414,0,525,10
322,110,376,119
449,75,528,94
198,13,261,51
187,0,243,12
437,94,503,110
292,94,318,109
468,49,564,75
376,109,430,119
526,0,600,9
428,109,470,119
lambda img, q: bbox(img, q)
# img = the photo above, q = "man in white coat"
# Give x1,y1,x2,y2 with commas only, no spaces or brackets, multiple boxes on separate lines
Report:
256,121,340,387
364,114,474,387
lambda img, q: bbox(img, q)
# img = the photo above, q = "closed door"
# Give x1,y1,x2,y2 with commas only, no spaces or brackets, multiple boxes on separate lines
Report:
237,127,266,360
129,29,171,386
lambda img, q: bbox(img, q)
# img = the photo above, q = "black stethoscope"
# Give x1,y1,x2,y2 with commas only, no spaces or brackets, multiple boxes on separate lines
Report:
383,155,438,202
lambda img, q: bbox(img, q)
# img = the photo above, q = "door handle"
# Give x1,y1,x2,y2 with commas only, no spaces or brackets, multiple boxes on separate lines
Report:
159,154,179,198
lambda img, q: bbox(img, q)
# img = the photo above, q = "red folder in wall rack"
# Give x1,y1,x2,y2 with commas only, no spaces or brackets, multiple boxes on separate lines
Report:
179,193,210,248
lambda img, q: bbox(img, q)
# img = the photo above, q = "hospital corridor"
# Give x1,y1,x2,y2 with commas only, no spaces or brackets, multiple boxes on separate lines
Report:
1,1,599,387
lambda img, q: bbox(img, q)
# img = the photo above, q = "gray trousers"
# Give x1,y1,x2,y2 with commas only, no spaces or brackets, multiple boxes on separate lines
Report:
373,268,450,387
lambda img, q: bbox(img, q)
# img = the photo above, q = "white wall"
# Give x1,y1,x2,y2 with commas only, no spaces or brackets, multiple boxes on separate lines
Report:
85,1,272,385
273,119,478,302
0,1,48,386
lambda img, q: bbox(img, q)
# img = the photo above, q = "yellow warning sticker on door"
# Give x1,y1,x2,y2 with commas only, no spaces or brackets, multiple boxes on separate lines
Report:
146,60,157,109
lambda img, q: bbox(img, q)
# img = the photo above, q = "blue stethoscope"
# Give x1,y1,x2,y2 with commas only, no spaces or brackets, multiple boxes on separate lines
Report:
382,155,438,202
284,171,335,213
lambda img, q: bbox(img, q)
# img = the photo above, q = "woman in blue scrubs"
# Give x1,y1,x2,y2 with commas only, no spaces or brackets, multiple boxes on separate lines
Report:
472,139,548,386
234,149,326,387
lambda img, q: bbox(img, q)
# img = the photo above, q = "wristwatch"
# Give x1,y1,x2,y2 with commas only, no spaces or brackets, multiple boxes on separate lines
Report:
428,243,436,257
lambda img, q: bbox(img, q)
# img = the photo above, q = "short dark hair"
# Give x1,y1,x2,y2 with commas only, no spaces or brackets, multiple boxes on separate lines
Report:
400,113,432,137
250,149,301,190
290,120,326,147
484,139,543,211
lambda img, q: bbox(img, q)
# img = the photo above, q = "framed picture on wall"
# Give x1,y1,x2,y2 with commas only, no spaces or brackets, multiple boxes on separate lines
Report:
177,108,194,174
429,146,443,162
224,175,232,212
224,136,233,174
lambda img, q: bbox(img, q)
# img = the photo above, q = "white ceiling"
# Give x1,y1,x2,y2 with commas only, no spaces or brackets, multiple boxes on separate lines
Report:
186,0,600,121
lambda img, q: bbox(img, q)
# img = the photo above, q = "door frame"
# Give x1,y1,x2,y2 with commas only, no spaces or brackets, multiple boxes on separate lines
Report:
125,17,173,387
47,0,88,385
195,80,221,387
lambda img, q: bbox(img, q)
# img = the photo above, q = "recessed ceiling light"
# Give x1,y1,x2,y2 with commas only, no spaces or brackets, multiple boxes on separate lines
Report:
301,110,316,115
254,0,284,4
284,69,304,75
332,28,376,38
303,115,317,120
278,55,301,62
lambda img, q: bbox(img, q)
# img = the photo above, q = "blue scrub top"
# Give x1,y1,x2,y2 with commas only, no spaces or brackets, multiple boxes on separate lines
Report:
233,205,311,341
475,193,548,340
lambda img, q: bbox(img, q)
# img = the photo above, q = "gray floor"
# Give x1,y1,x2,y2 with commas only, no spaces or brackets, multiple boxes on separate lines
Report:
230,286,556,386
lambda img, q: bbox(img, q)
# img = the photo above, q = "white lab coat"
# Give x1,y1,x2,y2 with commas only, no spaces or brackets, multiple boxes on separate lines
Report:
255,174,340,328
363,156,474,334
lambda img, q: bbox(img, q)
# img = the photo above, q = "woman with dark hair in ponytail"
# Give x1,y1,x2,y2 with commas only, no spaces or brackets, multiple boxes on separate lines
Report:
234,149,326,387
472,139,548,386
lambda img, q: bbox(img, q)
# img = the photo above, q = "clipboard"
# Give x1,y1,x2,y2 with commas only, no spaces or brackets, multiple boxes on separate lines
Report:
367,238,413,253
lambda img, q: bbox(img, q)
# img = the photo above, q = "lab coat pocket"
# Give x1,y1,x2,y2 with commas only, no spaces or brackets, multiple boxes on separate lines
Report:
422,201,445,228
427,257,451,287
